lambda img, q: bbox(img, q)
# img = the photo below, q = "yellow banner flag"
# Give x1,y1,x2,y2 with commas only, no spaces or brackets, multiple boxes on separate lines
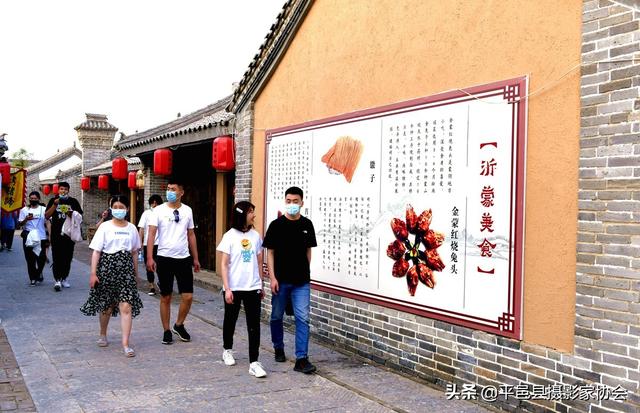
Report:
1,169,26,213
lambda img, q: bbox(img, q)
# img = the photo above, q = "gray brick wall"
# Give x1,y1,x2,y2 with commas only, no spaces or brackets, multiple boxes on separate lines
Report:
234,105,254,203
144,166,168,202
575,0,640,410
76,116,117,236
242,2,640,411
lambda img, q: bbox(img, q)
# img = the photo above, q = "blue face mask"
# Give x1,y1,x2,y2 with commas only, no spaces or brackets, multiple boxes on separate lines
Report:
285,204,301,216
59,194,68,200
111,208,127,220
166,191,178,203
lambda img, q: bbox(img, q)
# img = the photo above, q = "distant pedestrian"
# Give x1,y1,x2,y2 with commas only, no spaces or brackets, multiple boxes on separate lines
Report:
217,201,266,378
1,210,18,251
263,186,318,374
146,180,201,345
137,194,163,295
45,181,83,291
80,195,143,357
18,192,47,286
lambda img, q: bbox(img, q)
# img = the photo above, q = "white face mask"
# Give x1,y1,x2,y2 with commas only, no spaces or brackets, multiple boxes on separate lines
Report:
285,204,301,216
111,208,127,220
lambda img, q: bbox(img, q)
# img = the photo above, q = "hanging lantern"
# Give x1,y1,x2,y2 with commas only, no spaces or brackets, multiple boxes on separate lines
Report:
112,157,128,180
52,183,60,195
81,176,91,191
0,162,10,185
154,149,172,176
127,171,137,190
212,135,235,172
98,175,109,190
135,170,145,189
42,184,51,196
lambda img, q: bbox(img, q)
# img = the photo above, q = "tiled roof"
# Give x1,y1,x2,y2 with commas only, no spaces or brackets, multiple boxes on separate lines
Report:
26,145,82,174
39,164,83,184
227,0,312,113
84,156,142,177
115,96,234,151
74,113,118,132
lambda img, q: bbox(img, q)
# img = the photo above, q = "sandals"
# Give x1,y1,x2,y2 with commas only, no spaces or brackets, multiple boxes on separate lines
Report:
98,335,135,357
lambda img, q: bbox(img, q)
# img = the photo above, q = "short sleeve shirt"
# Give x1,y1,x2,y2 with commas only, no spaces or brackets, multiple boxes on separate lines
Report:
147,203,194,259
46,196,83,239
216,228,263,291
262,215,317,285
18,206,47,239
89,220,141,254
137,209,159,246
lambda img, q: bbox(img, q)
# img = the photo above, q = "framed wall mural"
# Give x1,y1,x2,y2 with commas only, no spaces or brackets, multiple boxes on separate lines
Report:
264,77,527,339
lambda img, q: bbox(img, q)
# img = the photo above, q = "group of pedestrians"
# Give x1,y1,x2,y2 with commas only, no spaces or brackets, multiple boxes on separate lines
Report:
16,180,318,378
77,181,198,354
17,183,81,288
217,185,318,377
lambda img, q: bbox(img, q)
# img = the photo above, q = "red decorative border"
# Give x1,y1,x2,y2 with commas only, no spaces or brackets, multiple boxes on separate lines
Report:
265,77,527,340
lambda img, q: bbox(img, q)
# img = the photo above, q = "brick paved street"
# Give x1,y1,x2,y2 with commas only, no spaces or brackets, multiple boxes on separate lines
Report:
0,237,492,412
0,328,35,412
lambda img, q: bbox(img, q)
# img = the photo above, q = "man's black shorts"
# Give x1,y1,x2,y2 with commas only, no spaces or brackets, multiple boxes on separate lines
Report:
156,256,194,296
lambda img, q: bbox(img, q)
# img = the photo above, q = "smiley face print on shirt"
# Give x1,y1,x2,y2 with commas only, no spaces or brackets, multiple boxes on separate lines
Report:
241,239,253,263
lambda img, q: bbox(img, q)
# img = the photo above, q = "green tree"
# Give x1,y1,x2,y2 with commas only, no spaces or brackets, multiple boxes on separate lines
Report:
10,148,33,168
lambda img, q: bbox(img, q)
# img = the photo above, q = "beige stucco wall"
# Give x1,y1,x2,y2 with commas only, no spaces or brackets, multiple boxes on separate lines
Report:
251,0,581,351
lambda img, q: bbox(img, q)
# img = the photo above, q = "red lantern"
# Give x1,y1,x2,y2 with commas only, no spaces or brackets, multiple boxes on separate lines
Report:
52,183,59,195
127,171,137,190
42,185,51,196
81,176,91,191
212,135,235,171
98,175,109,190
112,157,128,180
0,162,10,185
154,149,172,176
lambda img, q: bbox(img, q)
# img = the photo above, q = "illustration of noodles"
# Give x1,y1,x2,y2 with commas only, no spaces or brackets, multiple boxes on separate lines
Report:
320,136,363,183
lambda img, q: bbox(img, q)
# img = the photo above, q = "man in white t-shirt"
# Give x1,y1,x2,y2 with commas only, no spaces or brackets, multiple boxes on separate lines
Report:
138,194,162,296
146,181,200,345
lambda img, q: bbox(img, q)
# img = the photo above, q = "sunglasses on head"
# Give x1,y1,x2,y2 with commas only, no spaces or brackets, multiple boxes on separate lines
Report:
173,210,180,222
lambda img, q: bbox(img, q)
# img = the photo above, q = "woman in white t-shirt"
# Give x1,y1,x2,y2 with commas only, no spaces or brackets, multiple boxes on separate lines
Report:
18,191,48,286
216,201,266,378
80,195,143,357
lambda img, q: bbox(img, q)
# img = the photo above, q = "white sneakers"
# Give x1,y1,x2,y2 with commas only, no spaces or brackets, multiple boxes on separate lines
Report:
223,350,267,378
222,349,236,366
249,362,267,378
61,280,71,288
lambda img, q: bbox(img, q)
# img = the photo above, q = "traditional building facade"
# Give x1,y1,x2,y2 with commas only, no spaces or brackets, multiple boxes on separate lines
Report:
115,96,235,271
25,144,83,203
226,1,639,412
75,114,120,230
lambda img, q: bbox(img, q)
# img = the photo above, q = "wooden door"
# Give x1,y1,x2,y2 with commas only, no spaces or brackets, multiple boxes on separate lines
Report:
173,144,216,270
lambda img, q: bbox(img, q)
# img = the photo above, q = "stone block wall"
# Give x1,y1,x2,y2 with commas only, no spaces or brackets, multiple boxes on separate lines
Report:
234,105,254,203
144,167,168,201
576,0,640,409
81,181,111,233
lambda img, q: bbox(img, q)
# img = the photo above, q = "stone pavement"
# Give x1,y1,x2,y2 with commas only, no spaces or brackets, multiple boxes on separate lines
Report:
0,237,493,412
0,328,35,412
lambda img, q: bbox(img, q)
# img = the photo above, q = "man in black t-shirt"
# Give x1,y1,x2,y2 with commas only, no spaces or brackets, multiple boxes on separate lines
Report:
45,181,83,292
263,186,318,374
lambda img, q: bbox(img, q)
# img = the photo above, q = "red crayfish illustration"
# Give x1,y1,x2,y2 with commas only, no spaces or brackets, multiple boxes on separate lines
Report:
387,205,445,296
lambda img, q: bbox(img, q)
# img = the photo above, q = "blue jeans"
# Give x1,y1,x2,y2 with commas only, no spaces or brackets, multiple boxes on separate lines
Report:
270,282,310,360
